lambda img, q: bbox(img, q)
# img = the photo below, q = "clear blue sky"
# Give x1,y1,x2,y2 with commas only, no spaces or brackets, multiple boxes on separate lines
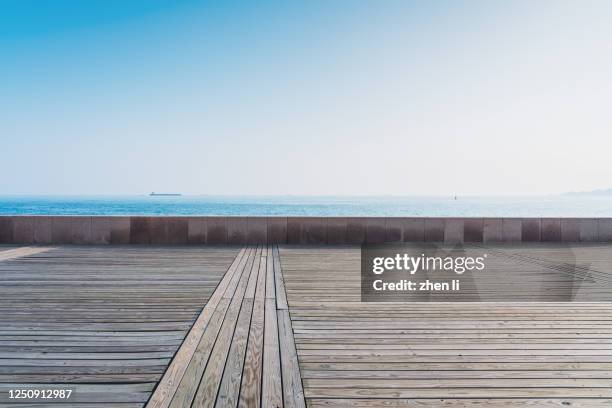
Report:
1,0,611,195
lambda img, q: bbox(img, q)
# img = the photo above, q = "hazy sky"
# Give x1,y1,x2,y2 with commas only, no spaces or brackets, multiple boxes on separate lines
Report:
1,0,611,196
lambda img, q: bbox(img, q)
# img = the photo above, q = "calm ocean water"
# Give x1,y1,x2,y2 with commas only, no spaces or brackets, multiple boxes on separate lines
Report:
1,195,611,217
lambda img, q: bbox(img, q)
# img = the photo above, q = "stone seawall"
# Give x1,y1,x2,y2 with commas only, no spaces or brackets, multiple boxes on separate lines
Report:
0,216,610,245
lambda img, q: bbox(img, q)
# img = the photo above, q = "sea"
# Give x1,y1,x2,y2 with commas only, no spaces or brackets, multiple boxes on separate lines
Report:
1,195,611,217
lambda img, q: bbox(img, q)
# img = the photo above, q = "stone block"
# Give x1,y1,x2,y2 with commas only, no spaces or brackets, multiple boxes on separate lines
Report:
464,218,483,243
327,217,347,244
206,217,227,244
130,217,151,244
227,217,247,244
71,216,92,244
540,218,561,242
0,217,13,243
425,218,444,242
267,217,287,244
560,218,580,242
91,217,111,244
403,218,425,242
365,218,386,244
52,217,73,244
346,218,366,244
13,216,35,244
167,217,188,244
301,218,327,244
483,218,502,243
384,218,403,243
444,218,464,243
34,216,52,244
598,218,612,242
247,217,267,244
187,217,206,244
502,218,522,242
521,219,541,242
110,217,130,244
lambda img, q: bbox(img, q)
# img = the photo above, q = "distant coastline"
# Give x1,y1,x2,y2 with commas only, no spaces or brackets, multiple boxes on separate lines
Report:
564,188,612,196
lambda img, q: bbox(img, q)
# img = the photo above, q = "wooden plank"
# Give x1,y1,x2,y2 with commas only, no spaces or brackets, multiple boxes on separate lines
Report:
7,243,612,406
300,369,612,379
0,246,240,406
262,298,282,408
214,247,263,407
265,245,276,299
168,302,231,407
278,309,306,408
244,246,262,299
238,247,267,407
303,378,612,388
262,245,282,407
305,387,612,398
306,398,612,408
191,245,255,408
275,244,306,408
168,248,253,408
273,245,288,310
214,298,254,407
300,361,612,371
278,244,612,406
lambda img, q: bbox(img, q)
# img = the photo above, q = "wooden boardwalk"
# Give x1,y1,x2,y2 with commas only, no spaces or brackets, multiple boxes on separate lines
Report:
2,243,612,407
280,245,612,407
0,245,239,406
146,245,304,408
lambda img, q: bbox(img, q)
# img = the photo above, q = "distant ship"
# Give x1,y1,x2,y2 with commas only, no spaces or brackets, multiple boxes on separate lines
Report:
149,192,182,196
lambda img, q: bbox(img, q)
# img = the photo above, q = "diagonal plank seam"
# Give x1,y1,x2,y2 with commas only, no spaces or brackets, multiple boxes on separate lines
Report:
214,246,261,407
169,246,255,407
145,244,306,408
191,245,260,407
145,246,249,408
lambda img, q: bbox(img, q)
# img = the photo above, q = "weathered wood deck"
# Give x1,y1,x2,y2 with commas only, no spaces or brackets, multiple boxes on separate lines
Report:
1,244,612,407
281,245,612,407
145,245,304,408
0,245,239,406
